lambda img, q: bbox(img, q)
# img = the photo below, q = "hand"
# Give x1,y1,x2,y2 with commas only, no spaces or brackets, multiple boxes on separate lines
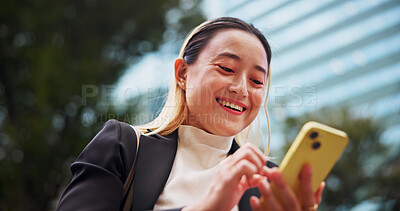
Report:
250,164,325,211
183,143,267,211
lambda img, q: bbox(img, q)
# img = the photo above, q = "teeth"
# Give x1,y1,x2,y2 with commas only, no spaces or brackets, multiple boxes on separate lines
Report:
217,99,244,112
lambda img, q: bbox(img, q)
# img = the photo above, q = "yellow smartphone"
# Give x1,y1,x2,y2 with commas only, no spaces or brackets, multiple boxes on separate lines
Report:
261,121,348,207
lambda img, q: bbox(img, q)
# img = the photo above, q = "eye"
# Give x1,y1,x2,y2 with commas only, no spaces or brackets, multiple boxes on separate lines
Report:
218,65,234,73
251,79,263,85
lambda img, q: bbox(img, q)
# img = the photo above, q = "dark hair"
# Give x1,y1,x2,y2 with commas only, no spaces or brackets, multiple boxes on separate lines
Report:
182,17,272,67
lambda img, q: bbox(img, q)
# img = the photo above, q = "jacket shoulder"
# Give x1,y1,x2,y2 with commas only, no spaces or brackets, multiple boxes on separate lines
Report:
57,119,137,210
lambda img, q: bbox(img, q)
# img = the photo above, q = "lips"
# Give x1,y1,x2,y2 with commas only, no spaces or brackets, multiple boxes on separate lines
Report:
216,97,247,114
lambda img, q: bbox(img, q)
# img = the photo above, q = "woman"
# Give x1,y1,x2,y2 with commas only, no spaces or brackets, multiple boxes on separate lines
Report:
57,17,325,211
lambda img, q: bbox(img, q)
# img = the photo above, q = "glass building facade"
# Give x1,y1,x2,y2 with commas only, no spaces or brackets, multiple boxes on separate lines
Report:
205,0,400,151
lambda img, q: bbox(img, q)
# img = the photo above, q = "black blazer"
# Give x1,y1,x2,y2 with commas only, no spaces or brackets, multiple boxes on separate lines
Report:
57,119,278,211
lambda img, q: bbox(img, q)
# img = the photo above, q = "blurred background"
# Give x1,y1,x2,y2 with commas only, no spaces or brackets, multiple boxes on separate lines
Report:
0,0,399,210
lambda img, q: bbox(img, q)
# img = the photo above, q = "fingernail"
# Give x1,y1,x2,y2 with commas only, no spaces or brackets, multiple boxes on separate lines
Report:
263,178,270,190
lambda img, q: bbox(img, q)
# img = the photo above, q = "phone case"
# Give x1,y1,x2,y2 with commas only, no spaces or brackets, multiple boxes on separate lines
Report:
278,121,349,198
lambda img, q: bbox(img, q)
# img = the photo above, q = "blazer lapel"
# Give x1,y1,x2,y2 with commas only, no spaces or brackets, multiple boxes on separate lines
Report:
131,130,178,210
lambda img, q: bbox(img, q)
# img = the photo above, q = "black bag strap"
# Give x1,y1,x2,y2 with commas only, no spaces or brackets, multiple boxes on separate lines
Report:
120,124,141,211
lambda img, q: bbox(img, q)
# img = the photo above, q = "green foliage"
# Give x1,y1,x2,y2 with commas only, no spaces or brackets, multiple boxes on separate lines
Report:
0,0,205,210
282,108,399,210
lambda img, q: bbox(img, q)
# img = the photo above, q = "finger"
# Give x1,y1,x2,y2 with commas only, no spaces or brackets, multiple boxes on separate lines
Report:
258,178,284,211
314,181,325,205
268,168,301,210
250,196,264,211
300,164,315,207
259,166,272,177
238,174,254,193
221,154,234,165
247,174,266,187
243,143,268,164
231,145,265,170
223,159,259,185
234,159,259,180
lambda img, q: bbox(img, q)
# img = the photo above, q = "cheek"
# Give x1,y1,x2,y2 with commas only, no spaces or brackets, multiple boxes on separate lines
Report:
252,89,265,107
186,78,215,107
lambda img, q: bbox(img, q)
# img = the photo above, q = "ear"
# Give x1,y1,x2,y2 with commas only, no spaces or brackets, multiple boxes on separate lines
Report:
174,58,188,90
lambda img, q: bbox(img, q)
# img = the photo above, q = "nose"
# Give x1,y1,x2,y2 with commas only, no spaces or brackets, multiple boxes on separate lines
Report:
228,75,249,98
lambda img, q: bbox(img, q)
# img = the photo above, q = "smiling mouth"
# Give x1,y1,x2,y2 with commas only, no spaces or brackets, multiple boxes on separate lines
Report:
216,98,246,112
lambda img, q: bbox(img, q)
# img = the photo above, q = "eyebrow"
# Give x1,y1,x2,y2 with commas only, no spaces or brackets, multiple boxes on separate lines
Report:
215,52,267,74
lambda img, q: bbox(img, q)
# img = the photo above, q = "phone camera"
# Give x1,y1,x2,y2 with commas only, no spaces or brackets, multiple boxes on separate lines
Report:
310,131,318,139
312,141,321,150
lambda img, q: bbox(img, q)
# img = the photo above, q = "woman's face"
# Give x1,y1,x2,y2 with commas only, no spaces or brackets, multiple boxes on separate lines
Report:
183,29,268,136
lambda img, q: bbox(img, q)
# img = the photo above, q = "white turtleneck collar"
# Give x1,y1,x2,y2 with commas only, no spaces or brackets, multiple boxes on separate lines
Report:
177,125,234,169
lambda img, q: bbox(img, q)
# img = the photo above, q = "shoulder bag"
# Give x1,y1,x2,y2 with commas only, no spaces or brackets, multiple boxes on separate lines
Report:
120,126,141,211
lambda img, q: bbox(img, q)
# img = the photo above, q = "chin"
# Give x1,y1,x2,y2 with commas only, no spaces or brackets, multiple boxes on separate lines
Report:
213,125,244,137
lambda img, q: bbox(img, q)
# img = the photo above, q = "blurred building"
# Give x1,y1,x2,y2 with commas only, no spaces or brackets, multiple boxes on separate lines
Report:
205,0,400,151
